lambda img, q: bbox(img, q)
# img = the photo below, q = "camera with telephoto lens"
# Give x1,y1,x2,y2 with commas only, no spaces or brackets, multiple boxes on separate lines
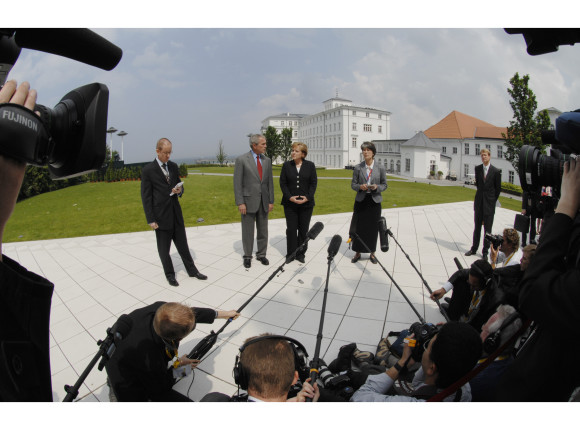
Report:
485,232,504,249
408,322,439,362
518,110,580,199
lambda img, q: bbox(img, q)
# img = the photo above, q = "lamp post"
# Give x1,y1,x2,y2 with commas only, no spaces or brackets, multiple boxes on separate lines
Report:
117,131,127,161
106,126,117,160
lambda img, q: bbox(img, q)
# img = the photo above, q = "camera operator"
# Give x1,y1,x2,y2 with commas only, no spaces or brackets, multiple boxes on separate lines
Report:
0,80,55,401
429,260,505,332
201,334,319,402
105,301,239,401
496,156,580,401
489,228,522,269
350,322,482,402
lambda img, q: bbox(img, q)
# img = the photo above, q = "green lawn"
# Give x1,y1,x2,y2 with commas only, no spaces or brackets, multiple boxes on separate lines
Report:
190,165,402,179
4,176,521,243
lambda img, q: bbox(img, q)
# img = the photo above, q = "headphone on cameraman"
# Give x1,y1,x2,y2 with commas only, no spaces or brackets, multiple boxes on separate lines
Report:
483,312,522,355
233,335,309,390
469,260,493,289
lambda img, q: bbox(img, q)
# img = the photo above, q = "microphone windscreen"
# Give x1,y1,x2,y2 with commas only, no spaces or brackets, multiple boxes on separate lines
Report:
306,222,324,240
327,235,342,258
378,217,389,252
14,29,122,71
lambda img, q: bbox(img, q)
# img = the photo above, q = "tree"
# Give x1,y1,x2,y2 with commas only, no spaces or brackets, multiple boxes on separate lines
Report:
503,72,551,171
216,139,227,166
280,128,293,162
264,126,281,162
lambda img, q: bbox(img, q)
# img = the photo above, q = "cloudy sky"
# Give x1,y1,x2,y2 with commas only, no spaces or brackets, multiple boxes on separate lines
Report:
5,3,579,164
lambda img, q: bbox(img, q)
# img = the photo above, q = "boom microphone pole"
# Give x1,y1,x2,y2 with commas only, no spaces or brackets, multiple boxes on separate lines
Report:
187,223,325,362
63,314,132,402
307,234,342,401
383,221,450,322
351,231,426,324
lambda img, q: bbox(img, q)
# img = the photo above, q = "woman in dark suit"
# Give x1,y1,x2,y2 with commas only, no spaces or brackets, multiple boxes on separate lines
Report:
350,141,388,263
280,142,318,263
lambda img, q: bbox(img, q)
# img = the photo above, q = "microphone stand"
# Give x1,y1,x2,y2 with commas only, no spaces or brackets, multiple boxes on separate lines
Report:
186,227,322,362
351,232,426,324
62,328,119,402
306,240,338,401
385,228,450,322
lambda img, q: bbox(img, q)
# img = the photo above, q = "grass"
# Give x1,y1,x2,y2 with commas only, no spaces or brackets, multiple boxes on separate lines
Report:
190,165,402,179
4,176,522,243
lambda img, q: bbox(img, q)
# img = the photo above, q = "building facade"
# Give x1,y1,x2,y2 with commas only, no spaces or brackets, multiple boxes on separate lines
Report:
260,112,307,142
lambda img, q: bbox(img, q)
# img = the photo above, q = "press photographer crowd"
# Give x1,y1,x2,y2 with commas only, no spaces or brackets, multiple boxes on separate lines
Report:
1,29,580,404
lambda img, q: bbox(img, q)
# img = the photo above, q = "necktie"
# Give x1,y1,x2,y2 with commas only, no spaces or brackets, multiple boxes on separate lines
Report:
162,163,170,184
484,166,488,180
257,155,263,180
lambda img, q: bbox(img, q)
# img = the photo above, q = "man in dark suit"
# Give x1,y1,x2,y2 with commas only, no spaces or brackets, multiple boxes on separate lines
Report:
233,134,274,268
141,138,207,286
465,148,502,260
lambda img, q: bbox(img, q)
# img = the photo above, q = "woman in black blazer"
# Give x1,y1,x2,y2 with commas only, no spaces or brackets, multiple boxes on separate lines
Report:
350,141,388,263
280,142,318,263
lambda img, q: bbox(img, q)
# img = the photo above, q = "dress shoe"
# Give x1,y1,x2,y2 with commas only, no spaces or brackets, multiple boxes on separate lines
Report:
296,255,305,264
189,271,208,280
351,253,361,263
370,254,377,264
166,276,179,287
243,258,251,269
464,249,476,256
256,256,269,265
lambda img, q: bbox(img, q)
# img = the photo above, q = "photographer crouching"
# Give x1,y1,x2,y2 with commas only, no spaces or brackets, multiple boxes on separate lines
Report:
350,322,482,402
488,228,522,269
496,155,580,401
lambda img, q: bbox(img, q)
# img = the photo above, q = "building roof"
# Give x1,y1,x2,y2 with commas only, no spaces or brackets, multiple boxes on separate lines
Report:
401,131,441,150
424,110,506,140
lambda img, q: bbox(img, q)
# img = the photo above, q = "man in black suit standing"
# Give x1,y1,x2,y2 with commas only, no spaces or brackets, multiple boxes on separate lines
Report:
141,138,207,286
465,148,502,260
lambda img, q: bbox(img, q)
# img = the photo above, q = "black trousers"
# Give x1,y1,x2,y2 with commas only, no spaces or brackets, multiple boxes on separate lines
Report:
522,215,537,245
155,223,196,277
471,211,495,255
446,278,473,321
283,204,314,258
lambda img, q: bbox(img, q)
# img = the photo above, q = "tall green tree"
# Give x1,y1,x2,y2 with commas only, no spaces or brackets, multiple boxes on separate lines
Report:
264,126,281,161
280,128,293,162
503,72,551,171
216,139,227,166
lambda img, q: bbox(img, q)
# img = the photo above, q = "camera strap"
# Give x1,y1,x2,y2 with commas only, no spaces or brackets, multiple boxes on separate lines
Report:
0,103,50,165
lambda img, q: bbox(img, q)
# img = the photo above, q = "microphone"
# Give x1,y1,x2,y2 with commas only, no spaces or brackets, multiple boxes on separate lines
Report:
327,235,342,259
378,217,389,252
306,222,324,240
13,29,123,71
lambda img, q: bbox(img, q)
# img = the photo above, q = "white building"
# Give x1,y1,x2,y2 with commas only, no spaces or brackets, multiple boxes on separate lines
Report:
261,97,391,168
260,113,306,142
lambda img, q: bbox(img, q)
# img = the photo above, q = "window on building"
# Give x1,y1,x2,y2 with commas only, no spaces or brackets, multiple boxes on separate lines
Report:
364,124,372,132
366,112,370,117
498,169,503,181
509,171,514,184
294,131,297,137
378,114,382,119
465,143,470,155
453,147,458,154
442,146,447,154
497,145,503,159
352,111,356,116
352,123,357,131
486,144,491,150
475,143,480,154
378,125,382,133
390,159,394,172
281,121,284,126
352,137,357,148
405,159,411,172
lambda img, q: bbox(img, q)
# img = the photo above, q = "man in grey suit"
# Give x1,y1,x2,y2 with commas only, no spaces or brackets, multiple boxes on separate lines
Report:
465,148,502,260
234,134,274,268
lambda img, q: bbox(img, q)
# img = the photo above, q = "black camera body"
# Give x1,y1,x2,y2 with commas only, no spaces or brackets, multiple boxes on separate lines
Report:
518,110,580,197
485,232,504,249
409,322,439,362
